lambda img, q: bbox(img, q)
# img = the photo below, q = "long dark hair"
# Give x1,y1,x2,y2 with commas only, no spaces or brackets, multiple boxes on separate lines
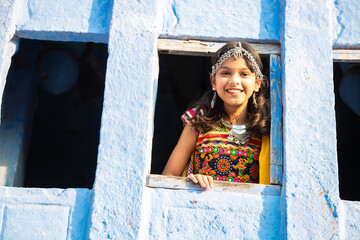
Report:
188,42,270,136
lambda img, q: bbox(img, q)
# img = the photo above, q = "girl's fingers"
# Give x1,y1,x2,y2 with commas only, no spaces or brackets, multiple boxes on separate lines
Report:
188,174,214,190
201,175,211,189
208,176,214,188
188,174,198,183
196,175,207,188
206,176,214,189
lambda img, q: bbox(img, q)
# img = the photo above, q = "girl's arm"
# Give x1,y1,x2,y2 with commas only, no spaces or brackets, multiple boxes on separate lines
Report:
162,124,214,190
162,124,197,176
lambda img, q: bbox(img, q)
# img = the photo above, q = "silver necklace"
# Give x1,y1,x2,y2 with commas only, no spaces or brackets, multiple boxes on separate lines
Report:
220,119,252,145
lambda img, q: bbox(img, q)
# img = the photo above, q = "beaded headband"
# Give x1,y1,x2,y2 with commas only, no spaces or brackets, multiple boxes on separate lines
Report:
211,42,263,80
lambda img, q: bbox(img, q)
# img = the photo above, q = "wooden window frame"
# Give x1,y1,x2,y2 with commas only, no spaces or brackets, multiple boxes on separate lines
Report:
333,49,360,63
147,39,283,196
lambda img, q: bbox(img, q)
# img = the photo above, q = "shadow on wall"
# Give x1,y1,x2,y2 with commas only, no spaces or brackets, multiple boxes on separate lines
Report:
259,194,281,239
259,0,280,40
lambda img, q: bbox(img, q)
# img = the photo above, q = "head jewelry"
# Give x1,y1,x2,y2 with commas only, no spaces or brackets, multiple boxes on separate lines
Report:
211,42,263,80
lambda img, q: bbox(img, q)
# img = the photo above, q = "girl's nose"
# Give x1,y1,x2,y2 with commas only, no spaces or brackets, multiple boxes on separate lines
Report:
230,74,242,86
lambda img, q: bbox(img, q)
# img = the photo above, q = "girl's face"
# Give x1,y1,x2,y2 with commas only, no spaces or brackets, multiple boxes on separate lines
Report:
211,57,261,112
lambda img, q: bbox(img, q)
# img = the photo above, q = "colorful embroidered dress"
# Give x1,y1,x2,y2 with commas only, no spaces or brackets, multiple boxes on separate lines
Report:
181,108,262,183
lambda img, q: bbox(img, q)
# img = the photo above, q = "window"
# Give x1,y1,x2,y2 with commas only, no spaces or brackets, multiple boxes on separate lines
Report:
148,39,282,194
333,49,360,201
0,39,108,189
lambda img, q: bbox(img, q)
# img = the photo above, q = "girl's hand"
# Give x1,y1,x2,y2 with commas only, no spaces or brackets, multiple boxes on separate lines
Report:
188,174,214,190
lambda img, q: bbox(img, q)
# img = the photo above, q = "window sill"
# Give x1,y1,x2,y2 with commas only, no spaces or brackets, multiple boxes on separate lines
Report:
146,174,281,196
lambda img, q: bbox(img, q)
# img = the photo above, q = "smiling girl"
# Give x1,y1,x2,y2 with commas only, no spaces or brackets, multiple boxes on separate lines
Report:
162,42,270,190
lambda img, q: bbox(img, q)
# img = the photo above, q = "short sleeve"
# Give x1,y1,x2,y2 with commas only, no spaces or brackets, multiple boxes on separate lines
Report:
180,107,204,133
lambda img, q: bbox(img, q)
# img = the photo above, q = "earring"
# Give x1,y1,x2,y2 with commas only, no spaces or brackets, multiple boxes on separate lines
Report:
211,91,217,108
253,93,258,108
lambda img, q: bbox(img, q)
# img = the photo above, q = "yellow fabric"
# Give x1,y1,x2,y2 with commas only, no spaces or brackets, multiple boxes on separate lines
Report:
259,135,270,184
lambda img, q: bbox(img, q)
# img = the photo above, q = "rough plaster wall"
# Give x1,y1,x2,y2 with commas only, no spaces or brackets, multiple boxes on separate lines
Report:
280,0,341,238
161,0,279,41
17,0,112,43
88,0,161,238
0,187,91,239
333,0,360,48
147,188,280,239
342,201,360,239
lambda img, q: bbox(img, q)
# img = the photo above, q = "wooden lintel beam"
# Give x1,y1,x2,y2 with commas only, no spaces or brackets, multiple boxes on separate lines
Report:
157,38,281,56
333,49,360,62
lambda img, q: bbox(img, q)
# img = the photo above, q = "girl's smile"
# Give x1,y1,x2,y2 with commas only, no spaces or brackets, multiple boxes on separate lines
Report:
226,88,243,93
226,88,243,95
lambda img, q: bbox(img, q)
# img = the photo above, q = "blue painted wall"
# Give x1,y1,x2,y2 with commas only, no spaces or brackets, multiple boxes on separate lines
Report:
0,0,359,239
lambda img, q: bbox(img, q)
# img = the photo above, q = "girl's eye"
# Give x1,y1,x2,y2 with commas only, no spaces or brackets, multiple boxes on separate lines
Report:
241,72,251,77
220,71,230,76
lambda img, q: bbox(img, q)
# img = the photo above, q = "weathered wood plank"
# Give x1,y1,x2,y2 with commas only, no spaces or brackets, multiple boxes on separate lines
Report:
147,174,281,196
333,49,360,62
157,38,281,56
270,54,283,185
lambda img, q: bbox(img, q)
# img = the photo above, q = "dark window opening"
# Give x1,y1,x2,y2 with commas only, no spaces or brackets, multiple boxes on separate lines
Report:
4,39,108,189
334,62,360,201
151,53,269,174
